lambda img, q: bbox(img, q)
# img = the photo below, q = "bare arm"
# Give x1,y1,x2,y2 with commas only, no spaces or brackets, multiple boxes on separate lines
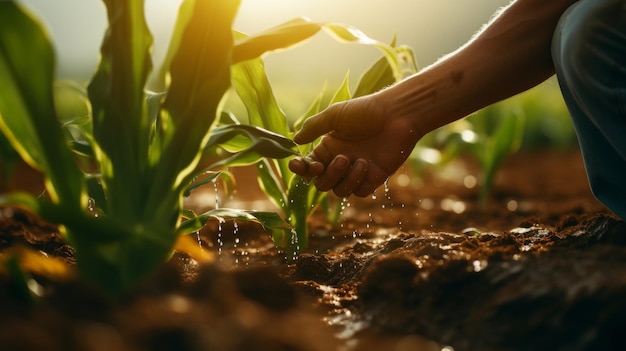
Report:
385,0,579,136
290,0,579,197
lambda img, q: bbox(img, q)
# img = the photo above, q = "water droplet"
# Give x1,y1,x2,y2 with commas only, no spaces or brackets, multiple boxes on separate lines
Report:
217,223,223,255
472,259,488,272
213,180,220,209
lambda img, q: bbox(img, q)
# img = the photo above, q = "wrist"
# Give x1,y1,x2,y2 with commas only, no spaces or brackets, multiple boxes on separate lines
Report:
376,75,438,143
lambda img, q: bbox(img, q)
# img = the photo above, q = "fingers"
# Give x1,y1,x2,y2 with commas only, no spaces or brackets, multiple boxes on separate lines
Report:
290,153,383,198
331,159,369,198
354,166,390,197
288,156,324,178
293,106,338,144
313,155,350,191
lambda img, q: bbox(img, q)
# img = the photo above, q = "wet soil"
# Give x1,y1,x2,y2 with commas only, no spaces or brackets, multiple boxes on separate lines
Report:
1,148,625,351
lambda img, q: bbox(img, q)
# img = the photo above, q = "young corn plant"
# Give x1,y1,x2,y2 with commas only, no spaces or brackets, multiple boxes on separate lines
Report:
464,105,526,204
408,103,525,205
0,0,304,297
229,21,417,256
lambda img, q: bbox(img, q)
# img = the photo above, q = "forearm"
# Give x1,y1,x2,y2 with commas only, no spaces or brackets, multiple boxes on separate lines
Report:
380,0,579,135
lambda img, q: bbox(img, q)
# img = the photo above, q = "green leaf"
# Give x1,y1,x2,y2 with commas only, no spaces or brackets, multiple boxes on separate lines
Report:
0,2,86,210
285,176,316,251
231,57,293,181
183,171,223,197
87,0,154,218
199,124,297,172
232,59,291,137
322,23,400,81
0,131,19,189
151,0,240,206
256,159,289,213
206,124,296,156
330,72,352,104
354,45,417,98
354,55,395,98
176,207,292,236
490,108,525,169
232,17,321,64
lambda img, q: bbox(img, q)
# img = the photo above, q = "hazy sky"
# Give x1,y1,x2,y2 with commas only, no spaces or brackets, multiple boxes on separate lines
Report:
20,0,511,106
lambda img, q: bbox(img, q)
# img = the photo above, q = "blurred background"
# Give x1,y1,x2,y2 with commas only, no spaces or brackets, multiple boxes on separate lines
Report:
21,0,512,114
6,0,578,197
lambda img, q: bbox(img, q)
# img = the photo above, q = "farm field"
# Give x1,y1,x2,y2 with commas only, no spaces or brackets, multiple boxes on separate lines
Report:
2,148,624,350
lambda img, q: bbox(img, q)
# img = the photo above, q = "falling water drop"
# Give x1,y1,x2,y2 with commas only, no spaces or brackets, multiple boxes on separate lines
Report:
195,230,202,247
383,179,390,196
87,198,100,218
217,219,225,256
233,221,240,265
213,179,220,209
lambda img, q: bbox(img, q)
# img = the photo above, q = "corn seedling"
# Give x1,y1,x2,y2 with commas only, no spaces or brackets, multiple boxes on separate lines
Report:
229,22,417,256
464,105,525,204
0,0,309,297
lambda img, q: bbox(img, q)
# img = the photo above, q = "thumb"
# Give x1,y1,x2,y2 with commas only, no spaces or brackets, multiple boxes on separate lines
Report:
293,106,338,144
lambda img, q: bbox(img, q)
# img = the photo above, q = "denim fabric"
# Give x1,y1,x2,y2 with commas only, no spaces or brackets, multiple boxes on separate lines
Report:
553,0,626,219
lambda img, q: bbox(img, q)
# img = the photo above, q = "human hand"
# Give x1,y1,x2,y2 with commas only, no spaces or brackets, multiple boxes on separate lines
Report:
288,92,422,197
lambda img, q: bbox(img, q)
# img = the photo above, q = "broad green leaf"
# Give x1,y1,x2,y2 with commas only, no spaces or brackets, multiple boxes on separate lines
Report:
322,23,400,81
354,45,417,98
154,0,196,90
232,59,290,137
206,124,297,156
490,109,525,168
232,17,321,63
200,124,297,173
231,58,293,179
152,0,240,204
87,0,154,218
207,139,296,170
257,159,289,213
176,207,292,236
353,55,395,98
0,131,19,188
54,80,91,126
0,2,86,209
330,72,352,105
183,171,223,197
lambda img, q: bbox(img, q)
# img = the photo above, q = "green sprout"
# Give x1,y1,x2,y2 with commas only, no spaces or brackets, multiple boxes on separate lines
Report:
0,0,310,297
229,22,417,256
465,105,525,204
409,103,525,205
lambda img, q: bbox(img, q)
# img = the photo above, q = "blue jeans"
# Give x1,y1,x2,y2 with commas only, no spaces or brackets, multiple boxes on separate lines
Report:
553,0,626,220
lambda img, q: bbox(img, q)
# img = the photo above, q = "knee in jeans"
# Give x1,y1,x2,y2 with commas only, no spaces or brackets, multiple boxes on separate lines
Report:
553,4,597,77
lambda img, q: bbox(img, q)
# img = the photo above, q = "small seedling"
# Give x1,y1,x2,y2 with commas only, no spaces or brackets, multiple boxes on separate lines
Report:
229,22,417,255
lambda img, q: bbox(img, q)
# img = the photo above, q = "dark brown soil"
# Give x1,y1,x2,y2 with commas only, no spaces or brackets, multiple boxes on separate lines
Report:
2,148,625,351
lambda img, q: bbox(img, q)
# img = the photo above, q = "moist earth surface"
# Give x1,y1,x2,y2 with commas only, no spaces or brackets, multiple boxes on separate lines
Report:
1,148,625,351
